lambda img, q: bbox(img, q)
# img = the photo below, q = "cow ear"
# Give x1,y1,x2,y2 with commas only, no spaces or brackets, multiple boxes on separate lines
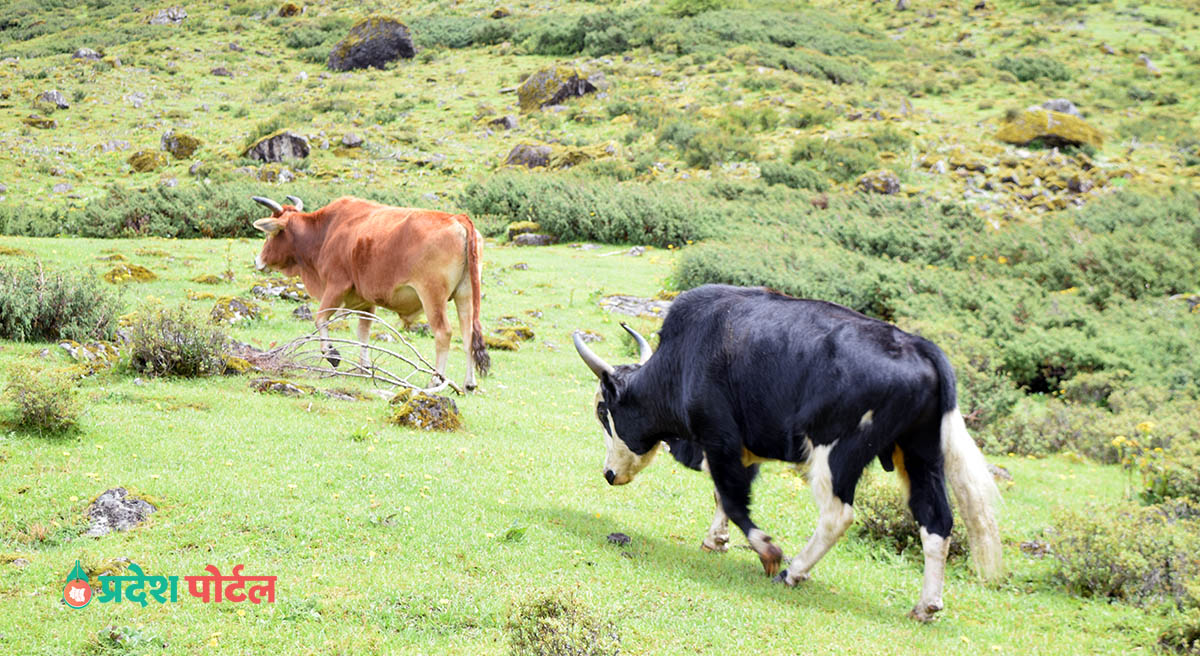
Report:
253,217,284,235
600,370,621,400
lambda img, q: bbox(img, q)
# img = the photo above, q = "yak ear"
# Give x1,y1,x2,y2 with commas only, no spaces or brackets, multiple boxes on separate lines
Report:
253,217,284,235
600,369,621,400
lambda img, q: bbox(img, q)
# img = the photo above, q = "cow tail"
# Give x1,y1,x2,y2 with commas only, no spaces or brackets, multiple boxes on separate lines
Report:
922,340,1003,581
461,215,490,377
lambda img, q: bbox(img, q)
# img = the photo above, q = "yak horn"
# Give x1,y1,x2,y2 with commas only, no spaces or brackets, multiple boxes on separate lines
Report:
251,196,284,215
621,323,653,364
285,195,304,211
573,331,614,378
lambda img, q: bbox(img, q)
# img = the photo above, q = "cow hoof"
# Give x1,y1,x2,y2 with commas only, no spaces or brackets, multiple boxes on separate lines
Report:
700,536,729,553
773,568,808,586
465,382,477,392
325,348,342,368
757,542,784,577
907,602,943,623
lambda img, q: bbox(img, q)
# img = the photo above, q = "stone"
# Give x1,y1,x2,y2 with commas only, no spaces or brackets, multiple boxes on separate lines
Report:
857,169,901,195
1041,98,1080,117
517,65,605,113
250,377,314,397
37,90,69,110
1136,54,1161,77
505,221,541,241
988,463,1013,482
243,130,310,162
250,277,308,301
52,183,73,193
489,114,518,130
388,389,463,431
503,142,552,168
85,488,155,538
599,294,672,318
73,48,101,61
22,115,57,129
128,150,167,172
148,6,187,25
210,297,261,324
229,42,244,52
550,141,619,169
211,67,234,77
102,264,157,283
278,2,302,17
161,130,201,159
100,140,130,152
996,108,1103,149
490,7,511,18
513,233,555,246
607,532,632,546
327,16,415,72
293,305,314,321
341,132,364,148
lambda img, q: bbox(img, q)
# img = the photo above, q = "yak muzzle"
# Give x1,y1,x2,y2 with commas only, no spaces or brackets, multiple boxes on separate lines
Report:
604,469,617,486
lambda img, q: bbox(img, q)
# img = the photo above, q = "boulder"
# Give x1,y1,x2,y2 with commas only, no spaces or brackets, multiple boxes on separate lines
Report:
73,48,101,61
148,6,187,25
857,169,901,195
550,141,619,168
278,2,302,17
517,65,605,113
36,90,69,110
996,108,1103,149
243,130,310,162
86,488,155,538
210,297,261,324
161,130,201,159
1041,98,1080,117
504,142,552,168
388,389,463,431
128,150,167,172
489,114,518,130
22,115,56,129
327,16,415,72
102,264,157,283
505,221,541,241
210,67,234,77
341,132,364,148
513,233,556,246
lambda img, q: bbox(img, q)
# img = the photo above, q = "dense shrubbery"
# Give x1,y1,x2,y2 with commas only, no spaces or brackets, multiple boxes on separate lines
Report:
759,162,829,191
459,173,723,247
2,364,81,434
126,305,229,378
852,474,969,561
0,263,121,342
994,55,1072,82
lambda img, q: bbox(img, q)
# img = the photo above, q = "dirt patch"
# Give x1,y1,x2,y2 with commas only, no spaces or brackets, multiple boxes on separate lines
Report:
86,488,155,538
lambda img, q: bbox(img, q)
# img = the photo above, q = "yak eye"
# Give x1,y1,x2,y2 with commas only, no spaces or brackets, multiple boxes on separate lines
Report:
596,401,612,436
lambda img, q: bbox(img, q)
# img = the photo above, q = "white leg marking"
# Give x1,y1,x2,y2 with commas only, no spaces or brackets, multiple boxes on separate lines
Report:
356,316,372,369
784,443,855,585
701,491,731,552
858,409,874,429
910,527,949,622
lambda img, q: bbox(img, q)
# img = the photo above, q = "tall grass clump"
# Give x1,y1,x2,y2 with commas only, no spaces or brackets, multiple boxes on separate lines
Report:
506,591,620,656
3,364,81,435
0,263,121,341
126,305,228,378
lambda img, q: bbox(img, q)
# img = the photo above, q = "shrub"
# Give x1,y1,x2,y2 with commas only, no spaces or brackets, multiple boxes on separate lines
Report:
0,263,121,341
853,473,969,561
759,162,829,191
1160,606,1200,655
3,364,80,435
1050,501,1200,607
994,56,1072,82
789,137,879,182
506,591,620,656
664,0,724,18
126,305,229,378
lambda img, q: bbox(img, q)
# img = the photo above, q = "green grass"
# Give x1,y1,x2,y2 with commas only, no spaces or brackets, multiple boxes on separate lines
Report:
0,236,1167,654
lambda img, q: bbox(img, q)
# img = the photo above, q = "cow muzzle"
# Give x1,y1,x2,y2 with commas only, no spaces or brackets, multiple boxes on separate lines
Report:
603,468,632,486
254,254,267,272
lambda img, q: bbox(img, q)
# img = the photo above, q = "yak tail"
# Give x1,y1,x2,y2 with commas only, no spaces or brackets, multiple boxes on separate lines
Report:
460,215,490,377
923,341,1003,581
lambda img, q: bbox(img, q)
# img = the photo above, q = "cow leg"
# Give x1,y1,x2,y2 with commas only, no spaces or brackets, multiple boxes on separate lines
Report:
315,288,349,368
900,446,954,622
702,463,758,553
453,289,477,391
779,443,857,586
706,451,782,576
355,310,374,370
414,284,452,382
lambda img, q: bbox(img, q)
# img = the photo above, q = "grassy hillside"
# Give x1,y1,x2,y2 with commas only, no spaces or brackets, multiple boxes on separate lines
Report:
2,0,1200,653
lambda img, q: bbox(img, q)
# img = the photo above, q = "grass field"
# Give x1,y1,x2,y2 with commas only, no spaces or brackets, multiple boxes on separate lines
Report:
0,235,1167,654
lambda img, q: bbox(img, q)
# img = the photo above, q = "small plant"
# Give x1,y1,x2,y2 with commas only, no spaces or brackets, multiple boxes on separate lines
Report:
126,304,229,378
507,590,620,656
3,364,80,435
350,424,373,442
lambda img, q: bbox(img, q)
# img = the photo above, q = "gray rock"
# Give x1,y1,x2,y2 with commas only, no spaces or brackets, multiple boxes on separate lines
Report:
513,233,555,246
599,294,672,318
0,183,7,193
504,143,552,168
73,48,101,61
125,92,146,109
211,67,233,78
188,161,204,175
148,6,187,25
229,42,244,52
293,305,313,320
294,71,308,83
52,183,73,193
160,177,178,188
86,488,156,538
243,130,310,162
341,132,364,148
327,17,416,72
37,90,69,110
99,140,130,153
1040,98,1080,117
489,115,518,130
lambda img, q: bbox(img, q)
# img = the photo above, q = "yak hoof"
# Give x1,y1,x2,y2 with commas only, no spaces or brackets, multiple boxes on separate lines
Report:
325,348,342,368
773,568,808,586
907,602,943,623
700,536,729,553
757,542,784,577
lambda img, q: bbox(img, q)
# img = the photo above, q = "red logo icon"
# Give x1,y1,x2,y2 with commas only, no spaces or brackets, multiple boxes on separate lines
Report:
64,560,91,609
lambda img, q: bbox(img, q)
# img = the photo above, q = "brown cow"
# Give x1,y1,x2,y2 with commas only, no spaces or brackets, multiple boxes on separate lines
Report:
251,195,489,390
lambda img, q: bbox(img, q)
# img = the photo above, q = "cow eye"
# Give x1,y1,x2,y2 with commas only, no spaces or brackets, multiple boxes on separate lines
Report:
596,401,612,435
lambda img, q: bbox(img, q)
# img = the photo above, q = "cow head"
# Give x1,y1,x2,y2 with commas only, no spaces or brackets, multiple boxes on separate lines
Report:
251,195,305,273
574,324,657,486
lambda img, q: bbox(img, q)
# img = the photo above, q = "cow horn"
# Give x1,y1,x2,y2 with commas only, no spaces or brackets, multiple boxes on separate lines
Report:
251,196,284,215
285,195,304,211
621,322,653,365
573,331,614,378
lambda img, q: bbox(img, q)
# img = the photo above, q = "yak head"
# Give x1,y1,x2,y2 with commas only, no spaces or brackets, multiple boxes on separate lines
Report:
574,324,659,486
250,195,306,274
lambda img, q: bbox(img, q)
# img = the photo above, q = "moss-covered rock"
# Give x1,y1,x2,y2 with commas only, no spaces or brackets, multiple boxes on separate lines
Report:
128,150,167,172
222,356,254,374
278,2,302,17
161,131,202,159
857,169,901,195
192,273,225,284
550,141,620,169
505,221,541,241
22,115,57,129
996,108,1103,149
484,334,520,350
243,131,310,163
493,325,534,342
517,65,605,113
102,264,157,284
388,389,463,431
210,297,261,324
504,143,552,168
327,16,415,72
250,377,314,396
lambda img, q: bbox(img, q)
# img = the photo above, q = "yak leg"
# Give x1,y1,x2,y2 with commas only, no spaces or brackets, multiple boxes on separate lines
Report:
899,444,954,622
355,308,375,370
315,286,349,368
705,446,782,576
780,443,856,585
414,284,452,382
702,463,759,553
453,288,477,391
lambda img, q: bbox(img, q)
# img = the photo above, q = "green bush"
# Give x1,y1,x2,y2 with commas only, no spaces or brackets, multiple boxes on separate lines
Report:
789,137,879,182
2,364,81,435
759,162,829,191
506,591,620,656
1160,605,1200,655
1050,501,1200,607
126,305,229,378
994,56,1072,82
852,473,969,561
664,0,725,18
459,174,722,247
409,15,511,49
0,263,121,341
